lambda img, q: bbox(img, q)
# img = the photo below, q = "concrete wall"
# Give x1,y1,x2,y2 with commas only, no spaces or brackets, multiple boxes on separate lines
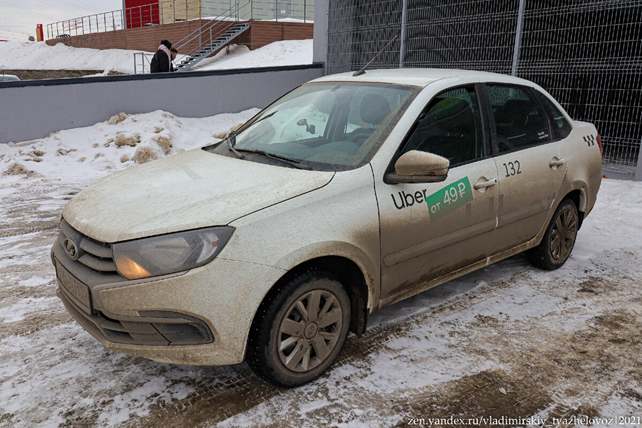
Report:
0,64,323,144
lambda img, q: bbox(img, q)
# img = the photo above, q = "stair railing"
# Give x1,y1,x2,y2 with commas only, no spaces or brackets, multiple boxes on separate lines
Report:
172,1,251,60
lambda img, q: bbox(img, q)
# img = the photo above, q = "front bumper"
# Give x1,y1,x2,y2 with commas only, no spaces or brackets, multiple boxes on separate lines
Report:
55,254,285,366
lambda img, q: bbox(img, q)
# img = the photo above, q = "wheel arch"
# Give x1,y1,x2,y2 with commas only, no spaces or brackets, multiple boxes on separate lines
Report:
248,255,371,347
561,188,586,229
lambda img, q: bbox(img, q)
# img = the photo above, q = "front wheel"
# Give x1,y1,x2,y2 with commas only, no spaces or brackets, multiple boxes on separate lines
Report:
246,270,351,387
527,199,579,270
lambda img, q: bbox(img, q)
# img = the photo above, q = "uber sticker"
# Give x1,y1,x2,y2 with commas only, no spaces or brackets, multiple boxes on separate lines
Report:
425,177,473,221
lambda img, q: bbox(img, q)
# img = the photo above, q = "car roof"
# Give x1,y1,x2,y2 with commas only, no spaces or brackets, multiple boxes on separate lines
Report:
310,68,535,88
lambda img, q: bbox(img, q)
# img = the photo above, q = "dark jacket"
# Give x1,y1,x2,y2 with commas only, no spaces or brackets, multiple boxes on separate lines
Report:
150,40,173,73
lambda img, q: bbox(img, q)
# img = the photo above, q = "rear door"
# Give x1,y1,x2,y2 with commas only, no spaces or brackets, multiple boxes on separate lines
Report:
484,83,568,253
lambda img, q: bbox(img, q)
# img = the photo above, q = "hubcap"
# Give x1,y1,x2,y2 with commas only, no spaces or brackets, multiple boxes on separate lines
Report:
277,290,343,373
550,205,578,262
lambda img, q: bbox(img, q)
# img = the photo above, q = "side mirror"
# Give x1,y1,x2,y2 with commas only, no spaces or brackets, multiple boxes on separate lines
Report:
384,150,449,184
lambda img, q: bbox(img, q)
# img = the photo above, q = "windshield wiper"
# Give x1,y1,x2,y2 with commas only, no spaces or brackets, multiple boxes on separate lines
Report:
235,148,311,170
253,110,278,125
226,131,245,160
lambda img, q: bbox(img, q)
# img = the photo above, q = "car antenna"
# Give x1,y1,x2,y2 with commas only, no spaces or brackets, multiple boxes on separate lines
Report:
353,35,399,77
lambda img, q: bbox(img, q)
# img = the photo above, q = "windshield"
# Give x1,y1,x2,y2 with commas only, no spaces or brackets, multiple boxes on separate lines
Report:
229,82,418,171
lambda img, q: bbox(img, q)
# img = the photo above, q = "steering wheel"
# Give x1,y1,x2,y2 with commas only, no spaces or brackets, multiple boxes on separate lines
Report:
348,128,374,146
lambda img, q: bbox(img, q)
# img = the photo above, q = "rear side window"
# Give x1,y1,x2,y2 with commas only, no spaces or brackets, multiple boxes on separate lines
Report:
401,86,485,166
487,84,551,153
535,91,572,141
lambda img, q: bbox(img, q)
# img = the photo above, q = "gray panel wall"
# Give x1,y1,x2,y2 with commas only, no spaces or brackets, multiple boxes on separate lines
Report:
0,65,324,144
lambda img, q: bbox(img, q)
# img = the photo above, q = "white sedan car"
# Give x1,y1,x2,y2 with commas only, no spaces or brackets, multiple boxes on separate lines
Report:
52,69,602,387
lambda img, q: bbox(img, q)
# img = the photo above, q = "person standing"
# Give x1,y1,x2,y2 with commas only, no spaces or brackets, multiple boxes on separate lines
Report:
150,40,173,73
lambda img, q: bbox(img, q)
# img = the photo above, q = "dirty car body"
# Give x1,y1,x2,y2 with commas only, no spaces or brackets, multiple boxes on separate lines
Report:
52,69,602,387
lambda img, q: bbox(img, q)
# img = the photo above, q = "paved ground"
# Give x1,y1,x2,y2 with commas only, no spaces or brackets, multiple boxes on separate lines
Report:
1,176,641,428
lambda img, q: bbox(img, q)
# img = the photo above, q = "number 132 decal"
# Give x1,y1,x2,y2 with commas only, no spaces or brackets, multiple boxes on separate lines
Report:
503,161,522,177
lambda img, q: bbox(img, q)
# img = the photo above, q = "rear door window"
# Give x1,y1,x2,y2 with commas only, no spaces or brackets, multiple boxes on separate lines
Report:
535,91,572,141
487,84,551,153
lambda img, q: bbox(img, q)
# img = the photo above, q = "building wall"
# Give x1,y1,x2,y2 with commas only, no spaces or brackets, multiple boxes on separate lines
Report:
0,64,323,145
124,0,160,28
46,19,209,52
46,20,313,53
160,0,201,24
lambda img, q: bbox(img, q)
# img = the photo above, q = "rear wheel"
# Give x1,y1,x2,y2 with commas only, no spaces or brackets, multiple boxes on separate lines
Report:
527,199,579,270
246,270,351,387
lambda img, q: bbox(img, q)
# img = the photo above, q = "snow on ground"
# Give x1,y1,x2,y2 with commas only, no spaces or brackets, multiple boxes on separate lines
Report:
193,39,313,71
0,111,641,427
0,109,259,186
0,41,151,74
0,39,313,75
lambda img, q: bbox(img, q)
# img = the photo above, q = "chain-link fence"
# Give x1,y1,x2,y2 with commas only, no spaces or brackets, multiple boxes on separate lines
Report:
327,0,642,180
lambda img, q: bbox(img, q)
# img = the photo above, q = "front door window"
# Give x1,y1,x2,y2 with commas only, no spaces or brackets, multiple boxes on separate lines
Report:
401,86,485,166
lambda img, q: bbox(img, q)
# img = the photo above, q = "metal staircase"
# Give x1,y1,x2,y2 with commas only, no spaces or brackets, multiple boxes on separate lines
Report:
176,22,250,72
174,1,251,72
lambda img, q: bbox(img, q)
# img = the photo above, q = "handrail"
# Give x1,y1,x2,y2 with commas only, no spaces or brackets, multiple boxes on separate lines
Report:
173,1,250,57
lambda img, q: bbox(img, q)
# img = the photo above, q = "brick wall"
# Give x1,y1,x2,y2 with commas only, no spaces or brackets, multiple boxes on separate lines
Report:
244,21,314,49
46,20,210,53
46,21,313,54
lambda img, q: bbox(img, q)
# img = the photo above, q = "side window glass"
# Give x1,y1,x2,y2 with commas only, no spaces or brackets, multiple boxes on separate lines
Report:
536,92,572,141
401,86,485,166
487,84,551,152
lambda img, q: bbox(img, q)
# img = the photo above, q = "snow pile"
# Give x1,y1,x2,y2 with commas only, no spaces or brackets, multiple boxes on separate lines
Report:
194,39,313,71
0,109,259,182
0,41,151,74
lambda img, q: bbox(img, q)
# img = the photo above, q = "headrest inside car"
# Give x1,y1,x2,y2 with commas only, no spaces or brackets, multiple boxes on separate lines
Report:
360,94,391,125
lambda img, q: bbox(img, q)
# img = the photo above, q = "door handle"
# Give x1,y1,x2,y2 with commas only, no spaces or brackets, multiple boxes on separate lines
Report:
473,178,498,189
549,158,567,167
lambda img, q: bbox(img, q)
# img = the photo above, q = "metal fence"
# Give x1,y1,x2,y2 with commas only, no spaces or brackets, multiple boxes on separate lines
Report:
327,0,642,180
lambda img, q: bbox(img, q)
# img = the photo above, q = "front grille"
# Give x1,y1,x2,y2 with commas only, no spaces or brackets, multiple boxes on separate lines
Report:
59,290,214,346
53,219,127,291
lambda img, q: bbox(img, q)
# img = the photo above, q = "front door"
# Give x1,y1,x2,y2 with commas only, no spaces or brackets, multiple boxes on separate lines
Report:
375,85,499,299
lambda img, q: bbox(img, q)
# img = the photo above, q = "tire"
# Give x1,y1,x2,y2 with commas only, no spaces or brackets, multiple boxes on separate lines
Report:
527,199,579,270
246,270,351,387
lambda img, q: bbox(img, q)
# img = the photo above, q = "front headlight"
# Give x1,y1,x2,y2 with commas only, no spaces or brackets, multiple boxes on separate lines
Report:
113,227,234,280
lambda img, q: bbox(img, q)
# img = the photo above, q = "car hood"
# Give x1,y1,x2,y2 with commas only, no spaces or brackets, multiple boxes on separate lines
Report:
63,148,334,243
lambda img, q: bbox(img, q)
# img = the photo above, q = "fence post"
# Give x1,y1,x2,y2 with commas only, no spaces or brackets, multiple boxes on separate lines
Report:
635,137,642,181
511,0,526,76
399,0,408,68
